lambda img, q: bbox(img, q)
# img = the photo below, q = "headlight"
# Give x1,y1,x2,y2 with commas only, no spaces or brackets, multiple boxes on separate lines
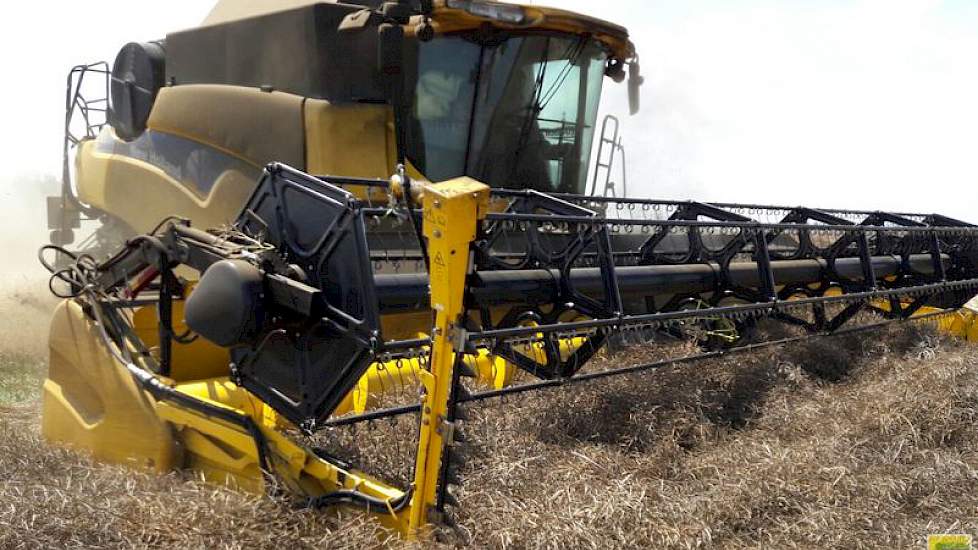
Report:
445,0,527,24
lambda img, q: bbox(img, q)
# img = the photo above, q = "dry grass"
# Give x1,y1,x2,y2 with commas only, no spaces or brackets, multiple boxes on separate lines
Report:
446,323,978,548
2,275,978,548
0,404,409,549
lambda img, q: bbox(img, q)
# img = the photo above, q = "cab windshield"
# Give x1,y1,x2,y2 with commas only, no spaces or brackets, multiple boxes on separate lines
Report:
404,33,607,194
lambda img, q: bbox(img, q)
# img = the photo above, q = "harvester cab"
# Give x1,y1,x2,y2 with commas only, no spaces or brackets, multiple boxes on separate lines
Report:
40,0,978,539
50,0,635,239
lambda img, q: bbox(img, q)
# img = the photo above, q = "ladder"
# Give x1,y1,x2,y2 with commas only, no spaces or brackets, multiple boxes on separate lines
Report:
588,114,627,198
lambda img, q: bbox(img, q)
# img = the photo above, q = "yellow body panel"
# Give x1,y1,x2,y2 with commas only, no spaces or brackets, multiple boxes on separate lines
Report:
871,301,978,341
148,85,305,169
966,309,978,342
161,378,412,532
75,138,257,233
76,88,405,233
304,99,395,178
42,300,179,472
918,305,978,341
162,379,272,493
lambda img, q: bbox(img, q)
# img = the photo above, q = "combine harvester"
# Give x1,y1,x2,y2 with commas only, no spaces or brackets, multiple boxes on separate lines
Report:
41,0,978,537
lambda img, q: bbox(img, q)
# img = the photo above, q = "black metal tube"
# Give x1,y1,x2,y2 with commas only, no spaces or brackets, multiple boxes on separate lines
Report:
316,175,389,187
374,253,945,313
157,263,174,377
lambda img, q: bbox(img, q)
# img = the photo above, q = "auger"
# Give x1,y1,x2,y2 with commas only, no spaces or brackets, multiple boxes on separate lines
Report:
41,0,978,538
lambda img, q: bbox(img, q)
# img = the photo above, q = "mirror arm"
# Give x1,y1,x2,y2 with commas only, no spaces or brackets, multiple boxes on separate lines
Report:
378,23,409,165
628,59,643,115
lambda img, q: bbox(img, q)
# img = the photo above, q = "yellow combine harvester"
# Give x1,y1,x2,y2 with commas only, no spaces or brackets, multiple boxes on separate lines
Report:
41,0,978,538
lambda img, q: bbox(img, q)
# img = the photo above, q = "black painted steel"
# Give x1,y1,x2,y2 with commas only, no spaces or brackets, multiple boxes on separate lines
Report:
165,3,386,102
373,254,948,312
450,187,978,379
233,164,383,431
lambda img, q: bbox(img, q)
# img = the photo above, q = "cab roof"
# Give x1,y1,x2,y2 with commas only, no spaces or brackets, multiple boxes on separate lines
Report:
202,0,634,59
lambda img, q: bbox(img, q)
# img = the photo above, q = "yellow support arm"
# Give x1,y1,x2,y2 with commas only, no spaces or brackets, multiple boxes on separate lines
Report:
407,177,490,535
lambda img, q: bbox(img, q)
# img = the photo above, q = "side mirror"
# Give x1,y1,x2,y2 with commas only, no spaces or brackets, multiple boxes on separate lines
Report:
628,60,643,115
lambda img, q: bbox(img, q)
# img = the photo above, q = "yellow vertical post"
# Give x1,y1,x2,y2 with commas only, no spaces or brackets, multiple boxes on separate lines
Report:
407,177,490,535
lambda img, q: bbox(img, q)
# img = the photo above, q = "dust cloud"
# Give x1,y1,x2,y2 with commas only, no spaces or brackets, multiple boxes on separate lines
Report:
0,172,58,277
0,172,59,357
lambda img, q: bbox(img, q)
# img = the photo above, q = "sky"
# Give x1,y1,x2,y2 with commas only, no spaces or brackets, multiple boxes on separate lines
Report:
558,0,978,217
2,0,978,274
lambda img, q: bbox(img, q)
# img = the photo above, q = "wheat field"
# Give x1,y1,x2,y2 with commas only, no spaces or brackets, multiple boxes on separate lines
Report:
1,277,977,549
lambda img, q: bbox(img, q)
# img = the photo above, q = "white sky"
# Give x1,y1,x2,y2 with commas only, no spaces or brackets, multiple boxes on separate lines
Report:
2,0,978,276
559,0,978,219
